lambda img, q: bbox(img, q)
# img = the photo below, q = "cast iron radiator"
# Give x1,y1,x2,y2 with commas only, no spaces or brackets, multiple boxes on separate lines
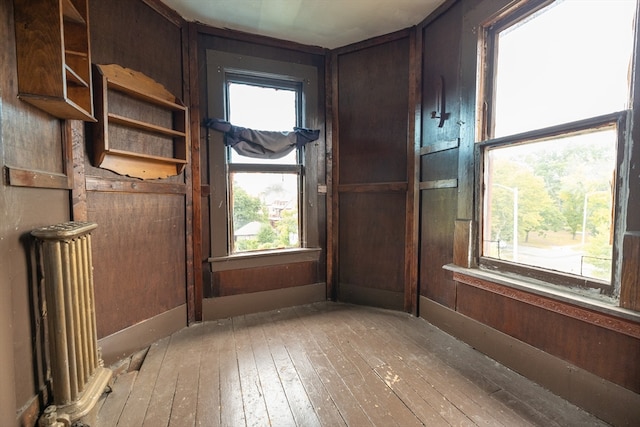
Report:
32,222,111,425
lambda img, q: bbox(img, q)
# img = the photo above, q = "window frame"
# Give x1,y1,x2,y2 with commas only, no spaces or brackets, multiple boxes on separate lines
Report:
206,49,320,269
224,76,305,254
474,0,636,298
476,112,628,295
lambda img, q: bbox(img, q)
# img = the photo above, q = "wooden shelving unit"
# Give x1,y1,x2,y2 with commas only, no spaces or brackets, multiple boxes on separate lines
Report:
92,64,188,180
13,0,95,121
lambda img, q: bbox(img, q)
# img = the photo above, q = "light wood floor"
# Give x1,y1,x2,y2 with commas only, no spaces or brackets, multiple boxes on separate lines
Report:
96,302,609,427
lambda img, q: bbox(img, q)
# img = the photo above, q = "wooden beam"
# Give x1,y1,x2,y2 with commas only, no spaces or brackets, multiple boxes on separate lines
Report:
85,177,186,194
5,166,71,189
327,51,339,301
325,51,335,301
419,179,458,190
453,219,473,268
404,27,421,315
620,232,640,310
338,182,408,193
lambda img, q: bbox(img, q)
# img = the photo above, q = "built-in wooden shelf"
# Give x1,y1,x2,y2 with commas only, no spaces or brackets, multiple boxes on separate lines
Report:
92,64,188,180
13,0,95,121
61,0,85,24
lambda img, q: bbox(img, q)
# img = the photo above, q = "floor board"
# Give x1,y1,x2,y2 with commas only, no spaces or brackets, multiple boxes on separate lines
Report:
97,302,610,427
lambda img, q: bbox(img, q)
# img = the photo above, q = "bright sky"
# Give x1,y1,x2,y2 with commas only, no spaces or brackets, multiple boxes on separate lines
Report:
494,0,637,137
228,82,300,198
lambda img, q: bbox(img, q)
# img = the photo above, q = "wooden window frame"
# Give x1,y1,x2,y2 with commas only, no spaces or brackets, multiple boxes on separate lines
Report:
473,0,636,299
206,50,320,269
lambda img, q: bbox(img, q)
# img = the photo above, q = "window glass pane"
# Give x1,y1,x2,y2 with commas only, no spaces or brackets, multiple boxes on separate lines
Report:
493,0,636,137
231,172,300,253
483,128,616,282
228,82,298,164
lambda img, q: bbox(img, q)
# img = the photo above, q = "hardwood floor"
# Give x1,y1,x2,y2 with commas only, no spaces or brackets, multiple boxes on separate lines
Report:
95,302,609,426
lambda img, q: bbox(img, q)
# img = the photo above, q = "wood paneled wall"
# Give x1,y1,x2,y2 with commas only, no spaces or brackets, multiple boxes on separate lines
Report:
82,0,189,339
0,0,72,423
332,33,414,311
418,0,640,396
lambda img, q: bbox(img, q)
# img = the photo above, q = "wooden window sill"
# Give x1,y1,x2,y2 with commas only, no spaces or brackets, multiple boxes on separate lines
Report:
209,247,321,272
443,264,640,338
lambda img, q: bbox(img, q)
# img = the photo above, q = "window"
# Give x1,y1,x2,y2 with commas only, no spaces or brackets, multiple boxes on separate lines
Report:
478,0,637,295
226,79,302,253
206,50,319,265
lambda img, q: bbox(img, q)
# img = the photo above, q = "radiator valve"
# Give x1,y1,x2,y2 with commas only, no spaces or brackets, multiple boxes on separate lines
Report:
38,406,71,427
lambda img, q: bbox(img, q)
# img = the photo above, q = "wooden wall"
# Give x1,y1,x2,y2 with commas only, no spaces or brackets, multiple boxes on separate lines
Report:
418,0,640,402
1,0,72,423
197,29,327,302
419,1,463,308
1,0,190,424
84,0,188,339
332,32,414,311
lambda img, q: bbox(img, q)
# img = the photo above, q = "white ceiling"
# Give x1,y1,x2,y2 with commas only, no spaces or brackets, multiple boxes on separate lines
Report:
160,0,447,49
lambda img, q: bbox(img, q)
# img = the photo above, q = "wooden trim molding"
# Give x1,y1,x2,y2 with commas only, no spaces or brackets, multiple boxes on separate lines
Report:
452,271,640,339
141,0,184,27
620,232,640,310
85,176,186,194
209,247,321,271
98,304,187,366
453,219,473,268
419,178,458,190
338,182,408,193
404,27,420,315
337,282,404,311
419,138,459,155
203,283,326,320
4,166,71,189
194,23,327,55
332,27,413,55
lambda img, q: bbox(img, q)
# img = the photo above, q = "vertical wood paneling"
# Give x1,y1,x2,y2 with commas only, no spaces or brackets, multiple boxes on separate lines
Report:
420,188,457,307
88,192,186,338
339,192,406,296
621,233,640,310
337,38,409,185
419,2,463,308
335,34,411,310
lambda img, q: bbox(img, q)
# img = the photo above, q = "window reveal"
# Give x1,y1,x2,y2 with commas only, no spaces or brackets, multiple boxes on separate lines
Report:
478,0,637,295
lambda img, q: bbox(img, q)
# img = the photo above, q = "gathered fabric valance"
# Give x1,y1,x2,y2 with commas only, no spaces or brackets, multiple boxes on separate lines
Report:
204,118,320,160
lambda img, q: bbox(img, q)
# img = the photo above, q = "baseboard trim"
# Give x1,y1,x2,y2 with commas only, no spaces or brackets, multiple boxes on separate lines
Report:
98,304,187,366
203,283,326,320
337,282,404,311
419,296,640,427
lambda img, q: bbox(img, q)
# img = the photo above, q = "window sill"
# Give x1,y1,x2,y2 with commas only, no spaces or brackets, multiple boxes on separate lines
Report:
209,247,322,272
443,264,640,330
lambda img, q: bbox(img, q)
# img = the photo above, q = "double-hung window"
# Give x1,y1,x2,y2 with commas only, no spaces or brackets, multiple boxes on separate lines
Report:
477,0,637,297
206,50,319,265
226,77,303,253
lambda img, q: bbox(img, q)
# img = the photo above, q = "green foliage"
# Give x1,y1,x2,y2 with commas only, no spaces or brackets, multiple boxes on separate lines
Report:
490,159,561,242
232,185,265,229
584,229,613,281
487,134,615,280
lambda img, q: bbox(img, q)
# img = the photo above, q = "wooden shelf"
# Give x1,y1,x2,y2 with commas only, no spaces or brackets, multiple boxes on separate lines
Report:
92,64,188,180
65,65,89,87
62,0,85,24
14,0,94,121
108,113,186,137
